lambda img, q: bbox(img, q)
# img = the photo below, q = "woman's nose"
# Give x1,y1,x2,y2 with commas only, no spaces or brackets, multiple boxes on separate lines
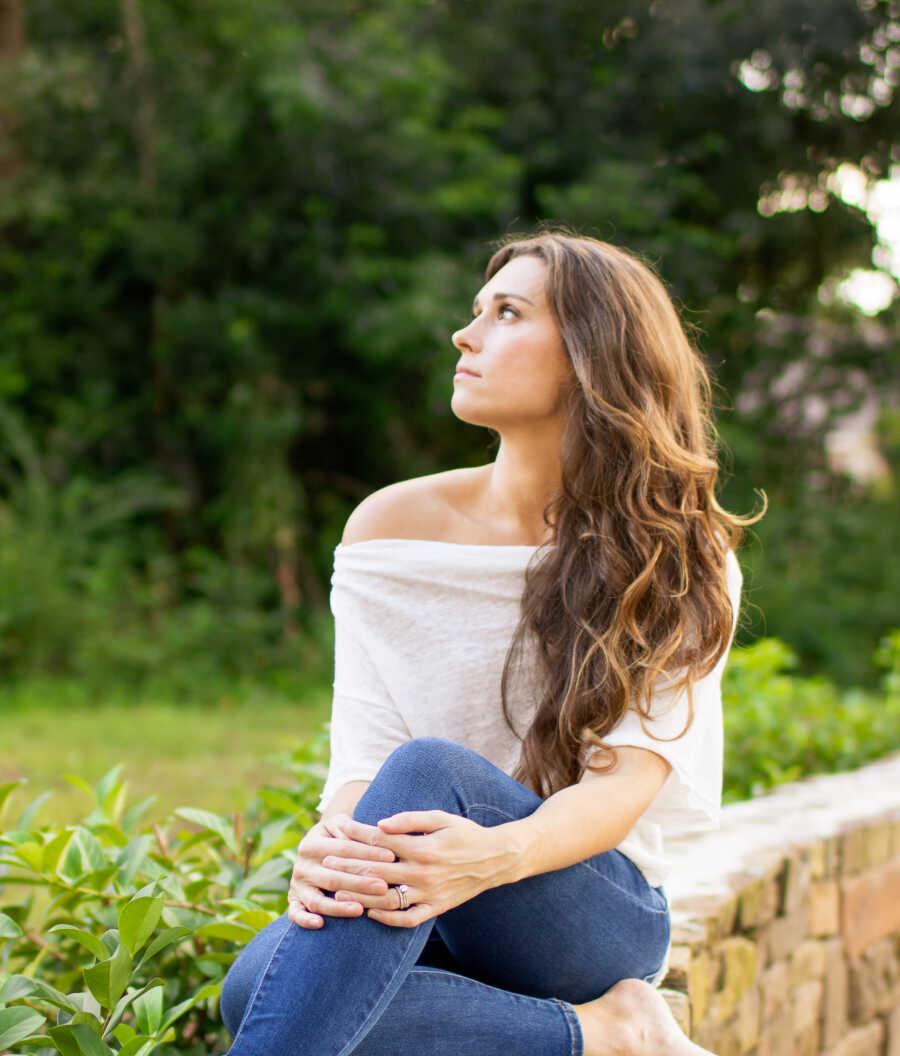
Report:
452,319,478,352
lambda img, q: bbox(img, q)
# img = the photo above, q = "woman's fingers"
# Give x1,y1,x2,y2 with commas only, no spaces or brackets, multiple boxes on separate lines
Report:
333,885,414,912
287,899,324,929
320,856,407,884
291,860,390,899
287,883,366,927
367,903,434,928
322,837,396,863
312,863,391,896
328,813,395,851
299,827,395,864
331,817,434,861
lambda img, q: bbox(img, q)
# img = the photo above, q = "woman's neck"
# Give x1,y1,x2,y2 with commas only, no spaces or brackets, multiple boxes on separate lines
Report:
476,440,562,547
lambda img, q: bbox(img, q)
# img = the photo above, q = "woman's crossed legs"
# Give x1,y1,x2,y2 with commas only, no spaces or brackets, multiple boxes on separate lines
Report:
222,737,671,1056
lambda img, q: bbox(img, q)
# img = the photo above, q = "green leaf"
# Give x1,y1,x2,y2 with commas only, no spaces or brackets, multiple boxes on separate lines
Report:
28,978,80,1013
48,1023,81,1056
51,1027,81,1055
256,815,297,856
183,876,214,902
95,765,124,806
157,981,221,1033
59,828,107,881
64,775,95,801
194,921,257,943
136,926,190,967
103,978,164,1039
83,943,131,1009
80,865,120,892
115,836,152,888
132,985,163,1036
173,808,239,854
17,790,53,830
121,796,156,832
235,908,279,932
192,950,236,966
155,873,187,903
0,779,25,815
258,788,304,815
0,974,35,1005
90,824,128,848
0,1006,47,1051
12,841,44,871
112,1023,136,1044
43,830,74,874
77,1028,111,1055
0,911,23,939
116,1037,154,1056
234,855,291,897
65,992,102,1021
48,925,109,963
16,1033,55,1051
118,894,164,956
49,1022,112,1056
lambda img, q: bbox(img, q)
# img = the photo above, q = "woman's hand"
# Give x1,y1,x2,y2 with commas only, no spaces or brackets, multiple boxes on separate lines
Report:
287,814,397,929
324,810,517,928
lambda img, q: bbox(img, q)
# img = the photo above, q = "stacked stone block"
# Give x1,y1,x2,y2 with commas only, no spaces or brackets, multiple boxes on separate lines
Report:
654,750,900,1055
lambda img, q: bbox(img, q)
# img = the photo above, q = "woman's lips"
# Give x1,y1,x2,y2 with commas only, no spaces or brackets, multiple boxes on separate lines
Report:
454,368,479,377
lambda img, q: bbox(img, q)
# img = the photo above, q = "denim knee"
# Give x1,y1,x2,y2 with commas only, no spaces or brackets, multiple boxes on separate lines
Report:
220,953,253,1037
354,737,476,824
384,737,473,775
220,916,291,1037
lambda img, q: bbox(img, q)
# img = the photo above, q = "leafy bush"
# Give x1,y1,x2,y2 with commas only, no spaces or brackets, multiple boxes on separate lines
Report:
0,730,329,1055
0,403,334,700
722,630,900,801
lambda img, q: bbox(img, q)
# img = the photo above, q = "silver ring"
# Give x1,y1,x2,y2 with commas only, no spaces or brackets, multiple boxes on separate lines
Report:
396,884,409,910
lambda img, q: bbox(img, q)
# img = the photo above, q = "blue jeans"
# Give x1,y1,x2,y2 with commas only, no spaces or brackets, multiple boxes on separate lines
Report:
222,737,670,1056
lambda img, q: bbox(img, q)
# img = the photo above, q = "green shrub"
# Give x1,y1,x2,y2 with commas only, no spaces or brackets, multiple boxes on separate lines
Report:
0,731,328,1055
722,630,900,801
0,403,333,700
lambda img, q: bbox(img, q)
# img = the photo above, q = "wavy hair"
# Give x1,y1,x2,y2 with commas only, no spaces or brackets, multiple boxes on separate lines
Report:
489,231,767,798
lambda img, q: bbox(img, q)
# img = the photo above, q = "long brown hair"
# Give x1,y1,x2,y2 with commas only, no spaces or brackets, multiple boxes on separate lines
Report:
490,230,767,798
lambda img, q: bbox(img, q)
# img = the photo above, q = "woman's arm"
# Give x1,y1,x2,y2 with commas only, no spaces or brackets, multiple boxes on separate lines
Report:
320,779,370,822
491,745,671,884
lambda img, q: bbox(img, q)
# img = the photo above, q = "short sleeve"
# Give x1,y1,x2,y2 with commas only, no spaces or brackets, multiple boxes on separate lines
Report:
315,584,412,814
584,548,743,833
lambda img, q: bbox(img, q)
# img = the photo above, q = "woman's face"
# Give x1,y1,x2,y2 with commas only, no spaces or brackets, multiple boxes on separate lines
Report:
450,254,573,432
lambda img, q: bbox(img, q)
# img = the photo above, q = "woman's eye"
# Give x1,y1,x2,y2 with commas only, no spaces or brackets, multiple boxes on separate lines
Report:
498,304,518,320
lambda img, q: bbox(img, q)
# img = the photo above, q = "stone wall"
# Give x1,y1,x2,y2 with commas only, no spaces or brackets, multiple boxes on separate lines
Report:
658,750,900,1056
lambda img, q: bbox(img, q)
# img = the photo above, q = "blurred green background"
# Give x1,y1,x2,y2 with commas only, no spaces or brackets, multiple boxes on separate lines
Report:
1,0,898,822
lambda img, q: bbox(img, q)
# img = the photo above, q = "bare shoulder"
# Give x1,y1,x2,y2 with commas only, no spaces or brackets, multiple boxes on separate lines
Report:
340,467,487,546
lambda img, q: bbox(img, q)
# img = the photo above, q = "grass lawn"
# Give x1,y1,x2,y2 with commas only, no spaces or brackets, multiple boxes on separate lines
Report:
0,678,333,828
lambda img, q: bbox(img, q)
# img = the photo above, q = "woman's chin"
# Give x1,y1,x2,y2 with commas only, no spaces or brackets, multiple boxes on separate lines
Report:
450,405,499,430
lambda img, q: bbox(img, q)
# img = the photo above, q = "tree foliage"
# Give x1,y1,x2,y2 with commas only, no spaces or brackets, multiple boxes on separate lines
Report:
0,0,897,687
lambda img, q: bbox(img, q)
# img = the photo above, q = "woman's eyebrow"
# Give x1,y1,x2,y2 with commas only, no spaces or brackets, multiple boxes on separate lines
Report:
471,291,536,313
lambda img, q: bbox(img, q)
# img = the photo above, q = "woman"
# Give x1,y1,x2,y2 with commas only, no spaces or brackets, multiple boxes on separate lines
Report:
220,230,764,1055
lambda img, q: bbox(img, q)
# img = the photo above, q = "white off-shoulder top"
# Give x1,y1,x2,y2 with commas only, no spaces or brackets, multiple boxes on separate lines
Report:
317,536,743,894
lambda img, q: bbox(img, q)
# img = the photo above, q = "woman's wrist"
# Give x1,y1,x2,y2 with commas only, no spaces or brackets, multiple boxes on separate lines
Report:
484,819,533,888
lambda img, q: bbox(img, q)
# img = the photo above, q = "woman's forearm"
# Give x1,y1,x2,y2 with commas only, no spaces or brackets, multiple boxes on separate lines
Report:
490,746,671,886
319,780,371,823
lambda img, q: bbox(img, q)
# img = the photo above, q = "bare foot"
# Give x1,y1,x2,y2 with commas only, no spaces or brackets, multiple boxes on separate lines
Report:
572,978,715,1056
